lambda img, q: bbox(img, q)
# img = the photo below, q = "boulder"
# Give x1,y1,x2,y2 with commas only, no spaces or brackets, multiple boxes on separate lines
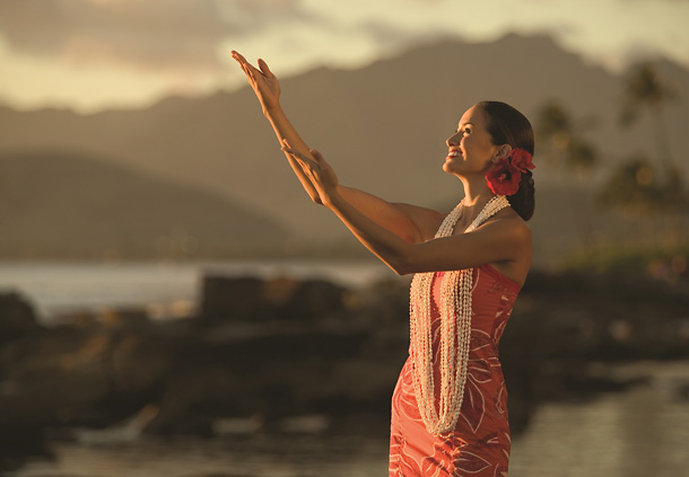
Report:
0,291,42,343
199,275,350,322
200,276,267,321
274,278,347,320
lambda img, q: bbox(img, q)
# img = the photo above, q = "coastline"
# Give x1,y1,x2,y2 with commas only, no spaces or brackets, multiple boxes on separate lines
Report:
2,266,689,474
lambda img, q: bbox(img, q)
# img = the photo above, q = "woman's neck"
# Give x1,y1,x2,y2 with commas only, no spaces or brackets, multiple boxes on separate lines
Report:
458,175,496,219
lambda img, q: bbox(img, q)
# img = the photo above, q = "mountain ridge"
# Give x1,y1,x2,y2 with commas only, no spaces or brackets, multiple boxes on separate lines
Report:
0,149,288,259
1,32,686,264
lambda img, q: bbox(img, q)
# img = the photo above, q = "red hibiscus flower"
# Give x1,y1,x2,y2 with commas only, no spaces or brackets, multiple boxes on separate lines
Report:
485,148,534,196
485,159,521,195
510,148,535,173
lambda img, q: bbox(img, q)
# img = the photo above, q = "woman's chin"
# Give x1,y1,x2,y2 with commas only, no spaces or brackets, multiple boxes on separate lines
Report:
442,161,458,174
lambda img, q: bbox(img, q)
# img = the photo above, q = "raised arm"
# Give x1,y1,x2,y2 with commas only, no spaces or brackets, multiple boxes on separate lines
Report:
281,146,531,277
231,51,443,244
337,186,444,244
231,50,321,204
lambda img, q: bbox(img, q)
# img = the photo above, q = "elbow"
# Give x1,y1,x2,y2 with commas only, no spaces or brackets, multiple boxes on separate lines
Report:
382,257,408,276
390,265,407,276
390,243,424,275
377,242,418,276
389,255,415,276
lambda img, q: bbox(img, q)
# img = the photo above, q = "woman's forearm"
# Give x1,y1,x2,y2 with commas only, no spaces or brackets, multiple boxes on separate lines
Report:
325,190,414,275
335,186,422,243
264,105,321,203
265,107,420,242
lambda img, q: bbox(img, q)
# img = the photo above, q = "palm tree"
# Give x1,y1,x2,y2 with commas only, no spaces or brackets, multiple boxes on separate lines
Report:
537,99,598,174
600,63,683,216
597,155,658,216
619,62,681,192
602,62,687,248
536,99,599,246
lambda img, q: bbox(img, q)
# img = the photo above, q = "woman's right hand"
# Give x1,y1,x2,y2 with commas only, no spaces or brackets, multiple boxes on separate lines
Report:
231,50,322,205
231,50,281,114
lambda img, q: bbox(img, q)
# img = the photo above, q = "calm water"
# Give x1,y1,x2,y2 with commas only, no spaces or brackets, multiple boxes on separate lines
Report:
14,361,689,477
0,260,390,322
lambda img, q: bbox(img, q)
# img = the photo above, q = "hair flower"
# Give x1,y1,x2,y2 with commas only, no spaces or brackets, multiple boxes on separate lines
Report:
509,148,535,173
485,148,534,196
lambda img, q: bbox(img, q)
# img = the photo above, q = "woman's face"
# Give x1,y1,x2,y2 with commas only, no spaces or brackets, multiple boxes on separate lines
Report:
443,104,499,177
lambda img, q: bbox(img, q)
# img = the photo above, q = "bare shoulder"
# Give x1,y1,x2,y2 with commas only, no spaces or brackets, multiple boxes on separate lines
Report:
480,207,532,284
480,207,532,247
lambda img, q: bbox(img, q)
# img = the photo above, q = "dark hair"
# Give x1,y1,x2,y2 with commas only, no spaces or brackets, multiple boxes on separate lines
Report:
478,101,536,221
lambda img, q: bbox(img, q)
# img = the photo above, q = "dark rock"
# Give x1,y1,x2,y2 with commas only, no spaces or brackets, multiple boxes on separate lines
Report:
200,276,268,321
200,274,349,322
2,330,112,427
274,278,347,320
99,307,150,328
108,333,171,396
0,418,51,473
146,366,245,436
0,291,42,343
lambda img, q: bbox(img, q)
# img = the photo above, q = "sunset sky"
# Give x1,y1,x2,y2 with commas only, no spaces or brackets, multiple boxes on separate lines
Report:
0,0,687,114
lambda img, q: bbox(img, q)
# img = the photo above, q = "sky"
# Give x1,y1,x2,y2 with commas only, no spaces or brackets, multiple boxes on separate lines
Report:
0,0,687,114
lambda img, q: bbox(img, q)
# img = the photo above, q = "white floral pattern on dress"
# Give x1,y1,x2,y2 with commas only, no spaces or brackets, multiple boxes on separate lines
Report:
389,265,520,476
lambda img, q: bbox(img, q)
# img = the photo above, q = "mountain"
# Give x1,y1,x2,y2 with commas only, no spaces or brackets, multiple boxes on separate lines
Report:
0,33,687,264
0,150,287,259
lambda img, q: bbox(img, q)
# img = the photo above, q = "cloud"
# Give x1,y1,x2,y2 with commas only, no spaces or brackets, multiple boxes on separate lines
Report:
0,0,303,74
1,0,687,113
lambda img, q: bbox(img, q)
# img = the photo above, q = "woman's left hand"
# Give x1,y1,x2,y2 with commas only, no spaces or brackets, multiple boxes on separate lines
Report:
281,140,339,206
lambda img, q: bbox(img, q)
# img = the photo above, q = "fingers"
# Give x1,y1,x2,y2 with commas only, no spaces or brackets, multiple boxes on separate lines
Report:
258,58,274,78
246,63,262,79
231,50,248,69
282,146,317,169
310,149,324,162
231,51,252,80
231,50,252,68
281,141,319,170
231,50,261,81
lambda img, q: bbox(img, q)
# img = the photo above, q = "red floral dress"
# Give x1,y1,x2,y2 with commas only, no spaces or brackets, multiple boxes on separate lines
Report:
389,264,521,476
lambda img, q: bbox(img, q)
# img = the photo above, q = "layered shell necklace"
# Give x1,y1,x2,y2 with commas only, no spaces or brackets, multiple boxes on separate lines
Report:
409,194,510,436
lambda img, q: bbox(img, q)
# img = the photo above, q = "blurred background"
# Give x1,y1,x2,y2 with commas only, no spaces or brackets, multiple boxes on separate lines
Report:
0,0,688,475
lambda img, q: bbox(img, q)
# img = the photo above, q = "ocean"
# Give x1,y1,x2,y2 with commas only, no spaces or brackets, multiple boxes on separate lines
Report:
0,259,391,322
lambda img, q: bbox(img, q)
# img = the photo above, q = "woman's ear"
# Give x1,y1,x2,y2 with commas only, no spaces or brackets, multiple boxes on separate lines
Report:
494,144,512,162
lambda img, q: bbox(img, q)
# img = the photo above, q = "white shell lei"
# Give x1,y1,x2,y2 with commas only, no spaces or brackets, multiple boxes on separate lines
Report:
409,195,510,436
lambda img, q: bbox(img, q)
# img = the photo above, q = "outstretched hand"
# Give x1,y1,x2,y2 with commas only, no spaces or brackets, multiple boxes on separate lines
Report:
231,50,280,113
281,140,339,206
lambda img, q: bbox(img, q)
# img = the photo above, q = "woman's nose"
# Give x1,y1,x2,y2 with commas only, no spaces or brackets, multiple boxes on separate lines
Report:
446,132,459,148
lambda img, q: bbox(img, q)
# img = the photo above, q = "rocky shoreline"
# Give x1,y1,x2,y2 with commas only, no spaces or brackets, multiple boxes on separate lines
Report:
2,270,689,472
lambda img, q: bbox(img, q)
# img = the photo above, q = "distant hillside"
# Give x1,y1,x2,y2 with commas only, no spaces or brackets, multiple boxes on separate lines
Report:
0,33,687,264
0,150,288,259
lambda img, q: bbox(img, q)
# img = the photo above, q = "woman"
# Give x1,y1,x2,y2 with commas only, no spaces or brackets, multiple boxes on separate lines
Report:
231,51,534,476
